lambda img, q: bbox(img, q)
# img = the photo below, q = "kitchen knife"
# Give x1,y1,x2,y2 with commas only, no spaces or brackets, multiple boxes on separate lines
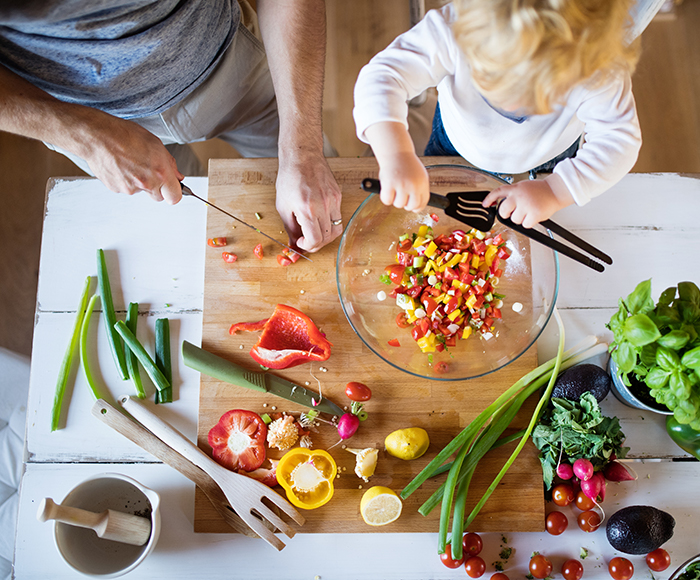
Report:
180,183,312,262
182,341,344,417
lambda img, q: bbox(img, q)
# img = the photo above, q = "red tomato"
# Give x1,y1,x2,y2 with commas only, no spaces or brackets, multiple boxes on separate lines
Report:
465,556,486,579
388,338,401,347
546,511,568,535
253,243,264,259
345,382,372,402
551,483,575,506
385,264,406,284
529,555,553,580
207,409,267,471
222,251,238,263
646,549,671,572
609,558,634,580
491,575,509,580
577,510,602,532
276,254,292,266
562,559,584,580
439,544,464,569
207,236,227,247
575,491,596,511
462,532,483,557
396,312,410,328
434,361,450,374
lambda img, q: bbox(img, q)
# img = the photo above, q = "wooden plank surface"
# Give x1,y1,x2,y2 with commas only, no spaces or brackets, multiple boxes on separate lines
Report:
195,158,544,534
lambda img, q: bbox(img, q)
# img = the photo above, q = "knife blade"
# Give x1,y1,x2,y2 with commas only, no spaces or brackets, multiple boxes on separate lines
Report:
182,341,344,417
180,183,312,262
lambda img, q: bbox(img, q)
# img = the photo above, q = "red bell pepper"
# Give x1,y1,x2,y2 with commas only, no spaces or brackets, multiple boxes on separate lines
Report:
208,409,267,472
229,304,332,369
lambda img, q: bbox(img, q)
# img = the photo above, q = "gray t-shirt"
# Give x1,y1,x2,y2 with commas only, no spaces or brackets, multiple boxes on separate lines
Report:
0,0,240,118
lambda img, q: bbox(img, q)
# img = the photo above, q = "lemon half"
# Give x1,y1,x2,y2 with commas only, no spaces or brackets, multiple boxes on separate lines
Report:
360,486,402,526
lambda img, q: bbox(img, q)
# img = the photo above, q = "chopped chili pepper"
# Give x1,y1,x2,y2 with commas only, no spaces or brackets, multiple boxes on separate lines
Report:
254,243,264,259
277,448,337,509
208,237,227,247
222,251,237,263
229,304,332,369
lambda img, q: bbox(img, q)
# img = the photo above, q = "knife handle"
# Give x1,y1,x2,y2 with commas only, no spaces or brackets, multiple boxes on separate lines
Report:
181,341,266,393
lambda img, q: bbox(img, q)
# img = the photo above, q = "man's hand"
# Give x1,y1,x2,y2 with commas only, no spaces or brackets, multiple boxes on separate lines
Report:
483,179,574,228
275,151,342,253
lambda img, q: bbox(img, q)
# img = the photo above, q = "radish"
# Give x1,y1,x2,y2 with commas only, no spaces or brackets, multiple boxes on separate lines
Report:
603,460,637,482
556,462,574,480
573,458,594,481
580,472,602,500
337,413,360,440
594,471,607,502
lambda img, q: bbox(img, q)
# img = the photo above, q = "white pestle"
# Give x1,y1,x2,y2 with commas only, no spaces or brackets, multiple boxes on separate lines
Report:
37,497,151,546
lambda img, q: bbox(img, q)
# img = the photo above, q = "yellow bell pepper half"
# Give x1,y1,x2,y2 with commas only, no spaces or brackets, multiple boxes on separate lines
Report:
277,448,337,509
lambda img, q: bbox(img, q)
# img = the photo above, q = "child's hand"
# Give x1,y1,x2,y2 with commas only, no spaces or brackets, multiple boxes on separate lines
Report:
365,121,430,211
482,179,574,228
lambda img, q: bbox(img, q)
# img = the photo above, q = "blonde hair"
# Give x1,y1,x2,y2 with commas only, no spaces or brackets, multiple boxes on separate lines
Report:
452,0,640,114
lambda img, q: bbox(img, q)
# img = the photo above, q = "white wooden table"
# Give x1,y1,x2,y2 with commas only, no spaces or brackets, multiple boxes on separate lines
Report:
13,173,700,579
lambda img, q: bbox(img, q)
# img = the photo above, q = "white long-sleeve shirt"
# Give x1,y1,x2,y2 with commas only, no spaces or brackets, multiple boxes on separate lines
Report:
353,4,642,206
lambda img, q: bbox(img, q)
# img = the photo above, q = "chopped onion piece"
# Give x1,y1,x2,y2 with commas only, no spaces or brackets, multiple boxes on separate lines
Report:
428,275,438,285
415,308,427,318
447,324,460,334
512,302,523,313
377,291,387,301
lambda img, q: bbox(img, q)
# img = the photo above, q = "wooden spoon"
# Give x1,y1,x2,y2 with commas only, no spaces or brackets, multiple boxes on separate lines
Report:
37,498,151,546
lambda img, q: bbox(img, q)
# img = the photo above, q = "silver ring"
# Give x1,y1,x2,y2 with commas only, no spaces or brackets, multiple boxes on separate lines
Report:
331,218,343,226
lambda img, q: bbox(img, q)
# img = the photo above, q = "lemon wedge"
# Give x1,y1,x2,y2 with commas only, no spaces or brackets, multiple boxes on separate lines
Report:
360,486,402,526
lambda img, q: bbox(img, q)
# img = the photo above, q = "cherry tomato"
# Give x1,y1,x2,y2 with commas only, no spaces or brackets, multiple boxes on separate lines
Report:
388,338,401,347
529,554,553,579
253,243,264,259
345,382,372,402
465,556,486,578
396,312,410,328
434,361,450,374
552,483,575,507
609,557,634,580
462,532,483,557
545,510,568,535
577,510,602,532
385,264,406,284
439,543,464,569
207,236,227,247
491,574,510,580
276,254,292,266
575,490,596,511
646,548,671,572
222,251,238,263
562,559,584,580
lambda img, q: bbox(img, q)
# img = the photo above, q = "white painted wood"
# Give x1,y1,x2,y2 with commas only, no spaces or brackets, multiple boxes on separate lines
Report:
15,461,700,579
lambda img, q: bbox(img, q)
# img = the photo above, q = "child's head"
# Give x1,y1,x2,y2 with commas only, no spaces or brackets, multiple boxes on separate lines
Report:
452,0,640,115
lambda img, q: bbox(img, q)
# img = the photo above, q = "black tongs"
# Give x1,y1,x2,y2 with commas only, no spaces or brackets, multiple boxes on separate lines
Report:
361,177,611,272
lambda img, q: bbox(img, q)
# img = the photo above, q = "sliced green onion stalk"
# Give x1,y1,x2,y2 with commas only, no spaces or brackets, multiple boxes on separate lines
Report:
154,318,172,404
79,293,105,401
399,311,610,556
114,320,170,395
125,302,146,399
97,249,128,380
50,276,92,431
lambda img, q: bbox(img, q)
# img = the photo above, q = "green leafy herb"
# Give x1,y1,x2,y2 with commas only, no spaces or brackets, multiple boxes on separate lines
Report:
607,279,700,430
531,392,629,489
677,562,700,580
492,562,504,572
580,547,589,560
499,547,513,560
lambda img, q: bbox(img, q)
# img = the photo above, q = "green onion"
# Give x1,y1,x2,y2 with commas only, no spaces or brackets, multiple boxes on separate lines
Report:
97,249,128,380
114,320,170,395
154,318,172,404
51,276,92,431
261,413,272,424
79,293,104,401
125,302,146,399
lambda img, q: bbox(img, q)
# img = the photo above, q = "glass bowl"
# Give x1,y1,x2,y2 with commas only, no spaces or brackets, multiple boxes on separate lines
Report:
336,164,560,381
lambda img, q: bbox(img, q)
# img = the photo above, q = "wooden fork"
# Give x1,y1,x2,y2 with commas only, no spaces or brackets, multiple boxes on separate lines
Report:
118,396,305,551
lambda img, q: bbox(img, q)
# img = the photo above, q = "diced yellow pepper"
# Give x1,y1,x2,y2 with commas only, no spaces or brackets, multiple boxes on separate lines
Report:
485,245,499,267
462,326,473,339
446,253,462,268
471,255,481,269
465,294,477,309
451,279,467,292
424,240,438,257
416,334,436,353
413,236,426,248
406,310,417,324
447,309,461,322
460,253,471,263
418,224,429,237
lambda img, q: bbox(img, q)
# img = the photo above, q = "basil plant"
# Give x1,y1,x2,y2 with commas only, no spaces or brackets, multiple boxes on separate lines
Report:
607,279,700,430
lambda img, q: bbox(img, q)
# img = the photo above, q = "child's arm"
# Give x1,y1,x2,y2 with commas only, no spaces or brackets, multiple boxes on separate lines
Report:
364,121,430,211
482,174,575,228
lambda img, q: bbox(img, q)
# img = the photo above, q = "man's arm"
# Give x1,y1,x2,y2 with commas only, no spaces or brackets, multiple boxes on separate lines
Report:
257,0,342,252
0,63,184,203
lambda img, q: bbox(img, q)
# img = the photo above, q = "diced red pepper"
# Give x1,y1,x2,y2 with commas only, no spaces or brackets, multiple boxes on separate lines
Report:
492,308,502,319
443,267,458,282
422,296,439,316
388,338,401,347
208,237,227,247
435,343,445,352
497,247,511,260
445,296,461,315
254,243,264,259
445,336,457,348
406,285,422,298
472,239,487,255
430,213,440,223
398,238,413,251
222,252,238,263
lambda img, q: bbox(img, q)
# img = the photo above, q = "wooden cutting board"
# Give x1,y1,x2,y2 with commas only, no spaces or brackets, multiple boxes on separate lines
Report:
195,158,544,534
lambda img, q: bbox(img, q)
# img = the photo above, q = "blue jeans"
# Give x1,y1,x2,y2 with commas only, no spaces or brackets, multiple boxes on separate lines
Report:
424,103,580,176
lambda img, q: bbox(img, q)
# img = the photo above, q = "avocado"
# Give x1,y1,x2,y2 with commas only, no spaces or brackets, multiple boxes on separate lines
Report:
552,363,611,403
606,505,675,555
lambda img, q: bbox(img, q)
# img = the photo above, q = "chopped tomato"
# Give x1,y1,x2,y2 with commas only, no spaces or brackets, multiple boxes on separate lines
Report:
434,361,449,374
388,338,401,347
396,312,410,328
254,243,264,259
277,254,292,266
222,251,238,263
208,409,267,472
385,264,406,284
208,237,227,247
